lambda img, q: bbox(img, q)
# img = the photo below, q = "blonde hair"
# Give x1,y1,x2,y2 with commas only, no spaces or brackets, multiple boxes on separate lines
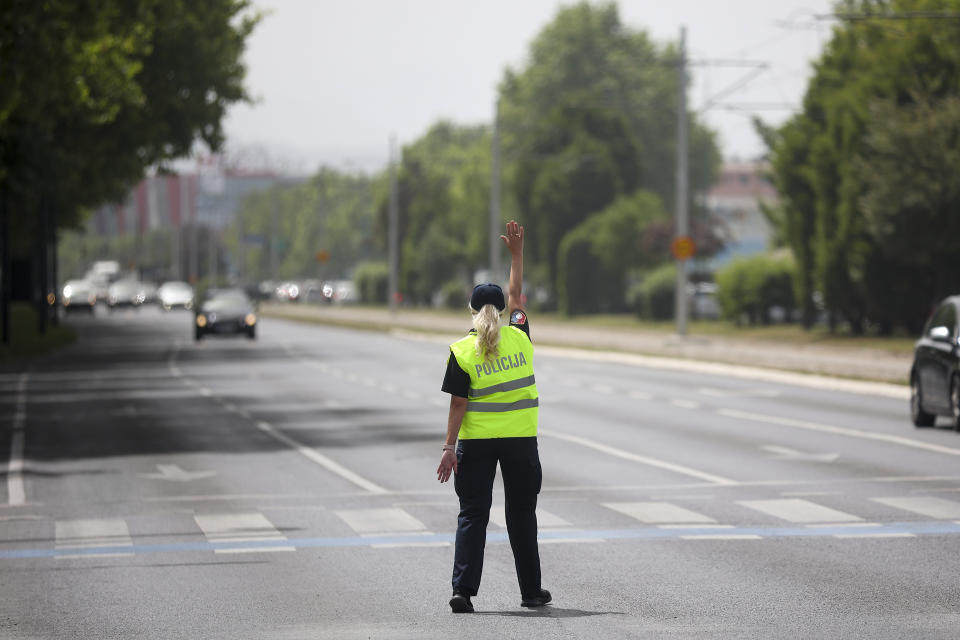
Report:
472,303,501,361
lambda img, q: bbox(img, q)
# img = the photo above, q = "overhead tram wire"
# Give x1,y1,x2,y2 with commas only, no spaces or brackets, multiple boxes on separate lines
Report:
817,11,960,21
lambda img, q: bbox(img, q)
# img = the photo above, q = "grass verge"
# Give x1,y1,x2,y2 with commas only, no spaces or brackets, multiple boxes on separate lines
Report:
0,303,76,361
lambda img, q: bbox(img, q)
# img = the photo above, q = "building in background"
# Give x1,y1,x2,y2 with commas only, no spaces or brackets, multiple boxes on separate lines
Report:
704,161,778,269
84,159,285,284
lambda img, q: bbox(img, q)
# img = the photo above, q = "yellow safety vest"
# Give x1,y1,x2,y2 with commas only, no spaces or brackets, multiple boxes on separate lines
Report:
449,325,538,439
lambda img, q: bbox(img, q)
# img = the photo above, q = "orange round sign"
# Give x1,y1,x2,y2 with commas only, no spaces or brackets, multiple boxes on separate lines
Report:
670,236,696,261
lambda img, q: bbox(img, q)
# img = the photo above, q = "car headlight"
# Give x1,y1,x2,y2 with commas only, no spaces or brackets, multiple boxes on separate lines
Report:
63,285,73,298
245,313,257,326
196,314,207,328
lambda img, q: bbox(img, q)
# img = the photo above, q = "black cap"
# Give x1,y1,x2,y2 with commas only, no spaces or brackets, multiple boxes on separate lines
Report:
470,283,505,312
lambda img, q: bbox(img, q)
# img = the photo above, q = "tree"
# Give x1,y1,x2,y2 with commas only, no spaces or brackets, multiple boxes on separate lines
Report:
764,0,960,333
557,189,670,315
498,2,719,302
373,122,491,305
0,0,259,338
228,169,377,281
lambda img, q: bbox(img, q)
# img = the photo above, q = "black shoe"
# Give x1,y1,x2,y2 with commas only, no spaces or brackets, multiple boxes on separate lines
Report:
449,591,474,613
520,588,552,608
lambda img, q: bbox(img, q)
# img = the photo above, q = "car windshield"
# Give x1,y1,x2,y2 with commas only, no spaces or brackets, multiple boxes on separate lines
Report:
163,282,191,291
203,292,250,311
112,280,141,292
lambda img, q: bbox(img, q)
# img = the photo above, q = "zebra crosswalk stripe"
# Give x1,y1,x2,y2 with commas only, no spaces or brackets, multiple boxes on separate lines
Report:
55,518,133,558
602,502,716,524
193,513,295,553
871,496,960,519
737,499,862,523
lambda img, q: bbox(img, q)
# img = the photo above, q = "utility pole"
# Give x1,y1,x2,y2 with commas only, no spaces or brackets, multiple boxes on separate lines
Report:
188,176,198,284
489,99,501,281
175,174,187,280
0,185,8,346
673,26,690,337
388,135,399,312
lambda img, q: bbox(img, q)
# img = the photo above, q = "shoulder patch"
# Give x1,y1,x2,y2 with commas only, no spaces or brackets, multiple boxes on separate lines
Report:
510,310,527,325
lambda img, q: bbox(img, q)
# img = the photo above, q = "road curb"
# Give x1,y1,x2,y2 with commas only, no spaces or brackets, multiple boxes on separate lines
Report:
388,329,909,400
263,307,909,400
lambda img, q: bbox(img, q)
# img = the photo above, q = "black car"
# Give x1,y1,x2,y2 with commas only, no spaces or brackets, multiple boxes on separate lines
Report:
910,296,960,429
194,289,257,341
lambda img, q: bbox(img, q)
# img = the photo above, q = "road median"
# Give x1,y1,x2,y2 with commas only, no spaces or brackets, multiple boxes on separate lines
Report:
260,303,912,391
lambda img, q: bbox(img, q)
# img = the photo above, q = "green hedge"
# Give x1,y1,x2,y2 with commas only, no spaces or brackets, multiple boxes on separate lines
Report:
629,263,676,320
353,261,389,304
715,252,795,325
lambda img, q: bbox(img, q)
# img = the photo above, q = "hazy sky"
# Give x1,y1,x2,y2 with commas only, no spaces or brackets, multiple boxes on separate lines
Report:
223,0,836,173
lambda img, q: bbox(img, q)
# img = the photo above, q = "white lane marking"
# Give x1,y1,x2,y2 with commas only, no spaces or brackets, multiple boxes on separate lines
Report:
144,493,307,503
603,502,716,524
403,391,421,401
382,384,398,393
372,541,451,549
199,387,212,397
834,532,916,539
194,513,294,553
431,398,447,408
540,429,737,486
591,384,614,394
682,534,763,540
539,538,605,544
657,524,733,530
718,408,960,458
697,387,781,398
670,399,700,410
489,505,571,529
629,391,652,400
255,421,387,495
167,341,182,377
335,508,428,535
871,496,960,519
781,491,842,497
805,522,881,528
6,374,28,506
761,445,838,463
738,499,862,523
56,518,133,558
139,464,216,482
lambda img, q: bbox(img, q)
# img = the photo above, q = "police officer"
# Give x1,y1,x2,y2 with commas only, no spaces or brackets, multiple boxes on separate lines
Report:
437,220,551,614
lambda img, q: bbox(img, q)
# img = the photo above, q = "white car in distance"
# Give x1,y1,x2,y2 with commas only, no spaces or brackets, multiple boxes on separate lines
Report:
158,281,195,311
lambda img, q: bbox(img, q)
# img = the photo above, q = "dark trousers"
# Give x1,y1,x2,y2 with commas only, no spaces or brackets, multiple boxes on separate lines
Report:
452,437,542,598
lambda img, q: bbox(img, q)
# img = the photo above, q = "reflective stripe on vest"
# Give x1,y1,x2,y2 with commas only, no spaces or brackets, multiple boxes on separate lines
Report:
449,325,538,439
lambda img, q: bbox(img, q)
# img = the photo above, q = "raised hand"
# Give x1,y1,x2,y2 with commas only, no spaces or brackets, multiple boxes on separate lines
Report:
499,220,524,256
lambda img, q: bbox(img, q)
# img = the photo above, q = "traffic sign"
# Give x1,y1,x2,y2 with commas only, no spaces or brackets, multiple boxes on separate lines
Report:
670,235,696,261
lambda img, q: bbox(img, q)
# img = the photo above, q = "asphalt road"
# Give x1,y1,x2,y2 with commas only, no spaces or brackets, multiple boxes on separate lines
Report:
2,307,959,639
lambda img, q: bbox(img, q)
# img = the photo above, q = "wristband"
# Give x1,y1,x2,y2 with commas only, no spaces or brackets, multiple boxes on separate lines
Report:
442,443,456,452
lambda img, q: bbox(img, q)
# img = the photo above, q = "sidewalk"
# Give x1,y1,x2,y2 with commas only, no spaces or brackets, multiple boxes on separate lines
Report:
261,303,912,386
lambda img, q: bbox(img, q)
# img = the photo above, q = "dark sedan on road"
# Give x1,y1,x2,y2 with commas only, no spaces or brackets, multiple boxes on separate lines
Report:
911,296,960,430
195,289,257,341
